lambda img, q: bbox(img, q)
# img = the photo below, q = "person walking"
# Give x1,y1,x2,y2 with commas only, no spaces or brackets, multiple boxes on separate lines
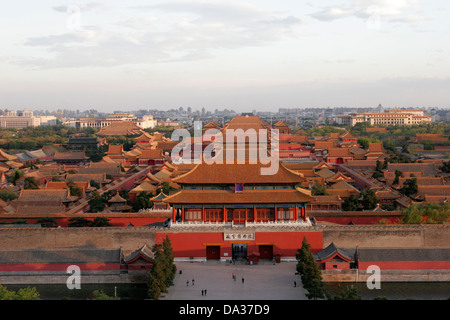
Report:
242,277,244,284
192,278,195,286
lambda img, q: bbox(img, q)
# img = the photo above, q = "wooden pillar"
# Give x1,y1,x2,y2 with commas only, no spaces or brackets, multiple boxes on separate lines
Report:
181,207,185,222
274,206,278,222
202,206,206,223
254,207,257,223
223,207,227,223
294,206,298,221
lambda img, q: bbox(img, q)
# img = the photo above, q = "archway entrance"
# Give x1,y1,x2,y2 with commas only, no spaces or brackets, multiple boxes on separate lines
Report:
232,243,247,260
259,245,274,260
206,246,220,260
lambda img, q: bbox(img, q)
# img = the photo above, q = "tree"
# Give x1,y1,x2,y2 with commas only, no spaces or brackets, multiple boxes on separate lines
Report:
162,236,177,287
91,217,112,227
89,290,119,300
133,191,152,212
23,177,40,189
392,170,403,185
10,169,24,185
342,194,359,211
311,184,328,196
37,217,58,228
0,284,40,300
399,178,418,197
88,191,107,213
68,217,92,227
361,189,379,210
148,244,166,300
400,203,450,225
295,237,326,300
148,236,176,300
67,181,83,197
441,161,450,173
0,189,18,202
329,286,361,300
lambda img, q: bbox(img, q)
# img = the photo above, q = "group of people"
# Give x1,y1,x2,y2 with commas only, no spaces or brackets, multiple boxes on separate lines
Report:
232,273,245,283
185,277,208,296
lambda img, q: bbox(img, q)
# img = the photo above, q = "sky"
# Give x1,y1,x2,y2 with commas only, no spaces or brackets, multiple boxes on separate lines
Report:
0,0,449,112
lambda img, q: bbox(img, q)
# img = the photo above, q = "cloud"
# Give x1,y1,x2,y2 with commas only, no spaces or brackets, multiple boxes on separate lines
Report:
310,0,426,24
53,2,105,13
17,0,305,69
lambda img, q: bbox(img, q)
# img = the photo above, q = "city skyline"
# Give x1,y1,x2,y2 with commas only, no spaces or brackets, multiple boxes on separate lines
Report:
1,0,449,112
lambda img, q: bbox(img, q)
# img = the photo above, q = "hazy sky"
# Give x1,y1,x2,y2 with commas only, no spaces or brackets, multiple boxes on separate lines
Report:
1,0,449,112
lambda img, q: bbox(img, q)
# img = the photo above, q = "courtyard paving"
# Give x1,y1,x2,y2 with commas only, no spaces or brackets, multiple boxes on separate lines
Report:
160,260,307,300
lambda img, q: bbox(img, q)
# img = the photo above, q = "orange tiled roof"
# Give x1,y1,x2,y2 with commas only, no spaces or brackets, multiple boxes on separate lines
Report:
326,148,352,158
163,188,313,204
314,141,336,150
172,162,303,185
138,148,165,160
0,149,17,162
97,121,142,136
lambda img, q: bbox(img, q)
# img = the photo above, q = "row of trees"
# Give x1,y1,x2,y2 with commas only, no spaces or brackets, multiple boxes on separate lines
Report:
148,236,176,300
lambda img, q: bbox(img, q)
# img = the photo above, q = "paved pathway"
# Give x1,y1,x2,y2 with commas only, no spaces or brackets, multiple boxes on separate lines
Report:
161,261,307,300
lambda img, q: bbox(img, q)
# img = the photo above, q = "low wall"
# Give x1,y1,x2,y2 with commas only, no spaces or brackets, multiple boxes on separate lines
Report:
0,227,158,255
321,225,450,249
321,269,450,282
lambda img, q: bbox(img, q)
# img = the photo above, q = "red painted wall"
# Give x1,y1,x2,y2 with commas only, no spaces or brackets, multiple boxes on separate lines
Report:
358,261,450,270
156,231,323,259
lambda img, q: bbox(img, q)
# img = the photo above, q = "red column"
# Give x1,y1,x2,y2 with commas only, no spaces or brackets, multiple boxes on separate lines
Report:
181,207,185,222
254,207,257,222
202,207,206,222
223,207,227,223
294,206,298,221
274,207,278,222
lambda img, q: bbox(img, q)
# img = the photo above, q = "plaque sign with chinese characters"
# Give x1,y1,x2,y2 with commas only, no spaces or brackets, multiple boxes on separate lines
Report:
223,233,255,241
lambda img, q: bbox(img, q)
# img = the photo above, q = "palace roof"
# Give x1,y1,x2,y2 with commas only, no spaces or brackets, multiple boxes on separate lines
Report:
172,161,303,185
123,244,154,264
326,148,352,158
0,149,17,162
130,181,158,194
163,188,314,204
314,141,336,150
203,121,221,130
386,163,438,176
97,121,142,136
18,189,74,202
137,148,165,160
53,151,88,161
273,120,289,128
314,242,354,263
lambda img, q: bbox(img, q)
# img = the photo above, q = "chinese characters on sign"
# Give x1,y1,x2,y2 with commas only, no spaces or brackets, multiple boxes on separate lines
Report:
224,233,255,241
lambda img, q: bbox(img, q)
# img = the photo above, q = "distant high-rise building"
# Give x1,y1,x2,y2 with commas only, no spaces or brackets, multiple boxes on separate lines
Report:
336,109,432,126
0,108,57,129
